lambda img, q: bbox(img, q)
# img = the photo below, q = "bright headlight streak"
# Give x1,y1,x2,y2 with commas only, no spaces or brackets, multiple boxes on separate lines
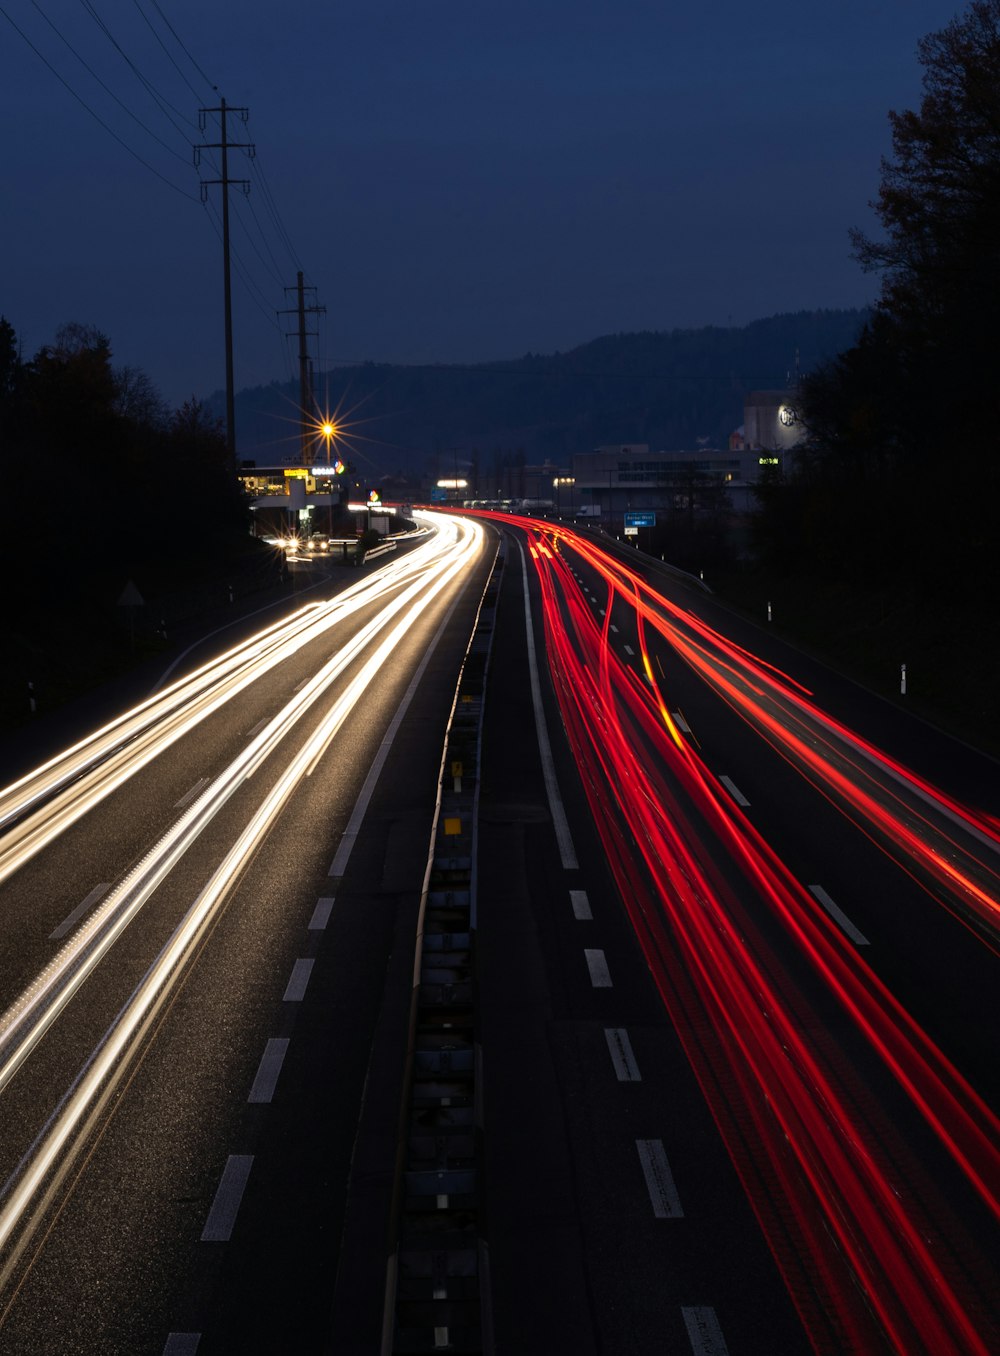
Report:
0,524,465,886
0,516,482,1266
0,529,447,822
0,516,481,1097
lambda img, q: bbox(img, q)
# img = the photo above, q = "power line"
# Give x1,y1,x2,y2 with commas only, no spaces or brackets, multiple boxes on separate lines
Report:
250,154,303,273
78,0,198,135
198,97,254,463
203,200,284,327
130,0,206,104
233,191,287,288
146,0,216,95
31,1,191,166
0,3,200,200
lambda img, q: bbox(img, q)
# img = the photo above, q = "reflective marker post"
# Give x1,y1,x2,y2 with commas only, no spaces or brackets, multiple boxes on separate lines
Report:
901,662,907,695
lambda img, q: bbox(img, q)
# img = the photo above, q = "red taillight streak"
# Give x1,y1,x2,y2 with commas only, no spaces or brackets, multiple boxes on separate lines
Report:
664,623,1000,943
529,540,998,1355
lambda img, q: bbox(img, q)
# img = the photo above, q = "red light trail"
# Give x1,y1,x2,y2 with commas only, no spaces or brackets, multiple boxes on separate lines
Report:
481,513,999,1354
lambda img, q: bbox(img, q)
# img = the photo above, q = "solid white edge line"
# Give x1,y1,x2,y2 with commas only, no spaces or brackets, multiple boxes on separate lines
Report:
809,884,870,946
49,883,111,941
681,1305,730,1356
283,959,314,1002
636,1138,684,1218
248,1037,290,1104
518,540,579,870
604,1027,641,1081
584,948,612,988
201,1154,253,1242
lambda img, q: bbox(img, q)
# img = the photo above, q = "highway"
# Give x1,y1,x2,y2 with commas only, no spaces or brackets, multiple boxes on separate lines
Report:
0,512,492,1354
0,506,996,1354
476,515,999,1356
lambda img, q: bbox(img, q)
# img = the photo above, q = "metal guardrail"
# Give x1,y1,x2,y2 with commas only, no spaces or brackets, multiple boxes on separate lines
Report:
381,540,503,1355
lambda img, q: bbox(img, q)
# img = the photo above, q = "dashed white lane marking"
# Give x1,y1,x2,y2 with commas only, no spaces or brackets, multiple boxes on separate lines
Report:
173,777,209,809
809,884,870,946
247,717,269,738
671,711,691,734
162,1334,200,1354
201,1154,254,1241
623,644,635,656
309,896,335,930
50,882,110,940
604,1028,641,1081
570,889,593,920
636,1138,684,1218
248,1038,290,1103
610,623,619,633
585,948,613,988
719,775,750,806
681,1305,730,1355
283,958,314,1001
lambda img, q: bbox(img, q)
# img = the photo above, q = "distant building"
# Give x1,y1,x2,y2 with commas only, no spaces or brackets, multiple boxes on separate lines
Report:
573,443,770,521
743,389,804,455
237,460,350,538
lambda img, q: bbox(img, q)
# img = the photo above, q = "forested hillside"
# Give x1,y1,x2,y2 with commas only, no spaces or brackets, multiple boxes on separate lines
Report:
227,309,867,474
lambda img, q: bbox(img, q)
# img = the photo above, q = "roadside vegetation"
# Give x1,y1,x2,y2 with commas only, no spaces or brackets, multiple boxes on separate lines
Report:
731,0,1000,760
0,319,277,728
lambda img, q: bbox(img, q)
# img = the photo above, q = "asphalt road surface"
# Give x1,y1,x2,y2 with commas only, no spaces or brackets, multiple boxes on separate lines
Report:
0,510,996,1355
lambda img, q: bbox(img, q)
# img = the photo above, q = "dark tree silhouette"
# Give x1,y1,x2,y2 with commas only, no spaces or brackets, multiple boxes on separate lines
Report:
756,0,1000,593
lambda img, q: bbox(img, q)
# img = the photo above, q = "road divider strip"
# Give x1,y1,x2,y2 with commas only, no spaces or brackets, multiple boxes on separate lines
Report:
380,536,502,1355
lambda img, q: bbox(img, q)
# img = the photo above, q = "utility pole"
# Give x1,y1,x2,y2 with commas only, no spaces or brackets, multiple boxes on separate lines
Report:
279,272,325,464
196,98,254,471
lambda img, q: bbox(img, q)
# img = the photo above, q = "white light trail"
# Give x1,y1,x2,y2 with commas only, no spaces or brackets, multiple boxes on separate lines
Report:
0,515,483,1275
0,516,466,888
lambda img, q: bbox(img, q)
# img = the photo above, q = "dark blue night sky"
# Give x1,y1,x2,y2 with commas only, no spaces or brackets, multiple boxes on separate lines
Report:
1,1,957,406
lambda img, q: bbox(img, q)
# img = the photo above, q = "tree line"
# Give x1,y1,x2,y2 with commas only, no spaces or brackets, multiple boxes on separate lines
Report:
0,318,248,614
229,309,866,471
752,0,1000,604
